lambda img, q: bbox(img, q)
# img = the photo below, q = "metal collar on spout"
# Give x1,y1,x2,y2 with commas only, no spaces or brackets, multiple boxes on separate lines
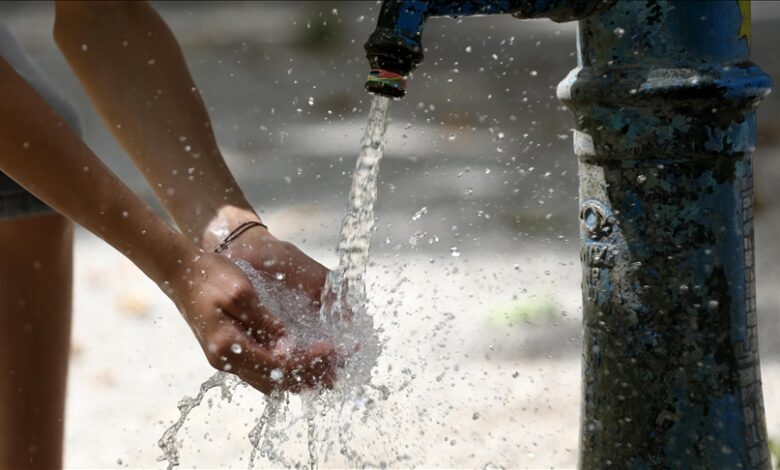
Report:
363,0,612,98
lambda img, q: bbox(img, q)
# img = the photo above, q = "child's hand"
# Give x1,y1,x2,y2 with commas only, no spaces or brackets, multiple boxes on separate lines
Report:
201,208,331,315
167,252,336,394
219,229,330,312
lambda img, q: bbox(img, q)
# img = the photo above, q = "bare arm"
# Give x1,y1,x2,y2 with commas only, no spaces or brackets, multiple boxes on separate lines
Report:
53,0,255,246
0,56,334,393
0,54,182,285
54,0,332,308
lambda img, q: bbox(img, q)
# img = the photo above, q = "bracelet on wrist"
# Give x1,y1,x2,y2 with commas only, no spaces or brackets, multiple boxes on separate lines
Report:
214,221,267,253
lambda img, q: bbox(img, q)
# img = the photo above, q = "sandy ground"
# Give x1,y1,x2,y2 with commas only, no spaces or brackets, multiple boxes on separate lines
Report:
64,216,780,469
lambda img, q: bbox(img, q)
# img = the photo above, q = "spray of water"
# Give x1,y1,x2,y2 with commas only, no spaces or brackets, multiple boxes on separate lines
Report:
321,94,391,322
158,95,393,469
157,372,239,468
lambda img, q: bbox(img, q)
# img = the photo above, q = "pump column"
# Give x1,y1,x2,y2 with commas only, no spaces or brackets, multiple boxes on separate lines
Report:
558,0,772,467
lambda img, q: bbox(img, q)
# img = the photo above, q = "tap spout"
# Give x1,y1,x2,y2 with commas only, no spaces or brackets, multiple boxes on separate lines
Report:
364,0,610,98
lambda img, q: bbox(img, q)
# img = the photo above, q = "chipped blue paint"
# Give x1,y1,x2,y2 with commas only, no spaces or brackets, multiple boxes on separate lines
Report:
560,1,772,468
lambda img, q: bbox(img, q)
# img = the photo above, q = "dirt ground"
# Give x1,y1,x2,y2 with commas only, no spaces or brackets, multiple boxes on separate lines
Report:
64,210,780,468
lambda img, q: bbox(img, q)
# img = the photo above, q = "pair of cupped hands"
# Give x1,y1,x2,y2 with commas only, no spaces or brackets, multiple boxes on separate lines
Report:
165,213,339,395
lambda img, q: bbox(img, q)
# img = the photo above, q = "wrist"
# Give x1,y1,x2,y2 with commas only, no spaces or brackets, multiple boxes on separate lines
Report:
150,228,203,296
201,205,268,252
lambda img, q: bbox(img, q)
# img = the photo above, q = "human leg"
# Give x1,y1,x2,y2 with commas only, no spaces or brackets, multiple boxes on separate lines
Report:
0,213,73,469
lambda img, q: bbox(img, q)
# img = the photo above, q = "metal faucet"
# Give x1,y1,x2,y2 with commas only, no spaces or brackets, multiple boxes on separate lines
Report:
364,1,774,468
363,0,610,97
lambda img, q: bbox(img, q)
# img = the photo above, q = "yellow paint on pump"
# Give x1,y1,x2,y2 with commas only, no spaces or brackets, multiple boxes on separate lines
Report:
738,0,751,46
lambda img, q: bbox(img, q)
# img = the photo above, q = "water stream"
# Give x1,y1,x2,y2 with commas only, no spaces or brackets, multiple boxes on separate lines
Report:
158,95,393,469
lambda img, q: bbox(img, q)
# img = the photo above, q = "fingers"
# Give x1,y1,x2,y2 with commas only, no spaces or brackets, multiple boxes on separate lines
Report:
220,278,286,346
205,320,339,395
196,249,339,394
319,287,354,323
279,341,340,391
203,324,276,394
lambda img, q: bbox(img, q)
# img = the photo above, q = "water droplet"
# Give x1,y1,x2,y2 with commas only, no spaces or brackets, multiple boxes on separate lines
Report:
450,247,461,257
637,174,647,184
274,272,286,281
269,368,283,381
412,206,428,221
465,45,472,53
484,464,505,470
308,97,314,106
230,343,243,354
81,44,88,52
614,27,626,37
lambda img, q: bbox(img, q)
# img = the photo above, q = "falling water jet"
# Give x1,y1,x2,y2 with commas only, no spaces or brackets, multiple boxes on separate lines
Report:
320,94,391,326
158,95,392,469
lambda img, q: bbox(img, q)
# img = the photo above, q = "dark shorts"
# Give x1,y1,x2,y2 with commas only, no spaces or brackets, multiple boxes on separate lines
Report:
0,24,82,220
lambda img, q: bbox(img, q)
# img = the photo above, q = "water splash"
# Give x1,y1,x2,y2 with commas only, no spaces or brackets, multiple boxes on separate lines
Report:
158,95,393,469
157,372,238,469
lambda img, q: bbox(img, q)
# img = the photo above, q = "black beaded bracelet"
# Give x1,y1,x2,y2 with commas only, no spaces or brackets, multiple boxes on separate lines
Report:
214,221,268,253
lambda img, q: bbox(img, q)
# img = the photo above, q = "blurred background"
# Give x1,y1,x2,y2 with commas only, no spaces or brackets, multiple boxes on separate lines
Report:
2,1,780,468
